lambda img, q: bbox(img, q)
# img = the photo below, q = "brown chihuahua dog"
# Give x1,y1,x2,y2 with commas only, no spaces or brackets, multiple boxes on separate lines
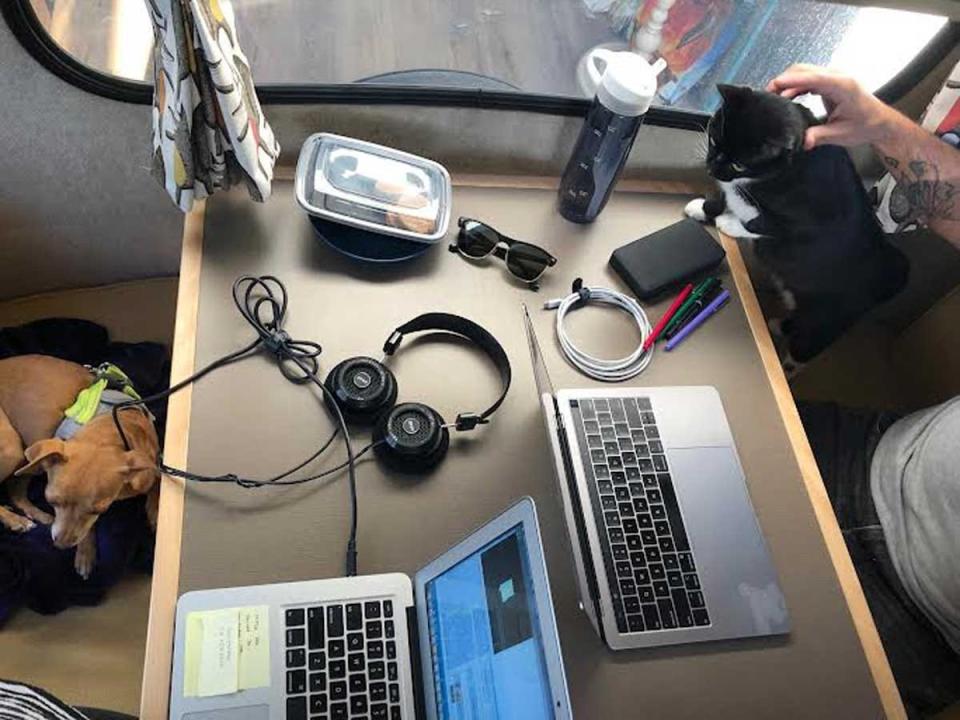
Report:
0,355,159,578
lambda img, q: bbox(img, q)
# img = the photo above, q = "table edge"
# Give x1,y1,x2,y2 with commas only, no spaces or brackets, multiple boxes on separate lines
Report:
139,178,903,720
140,199,204,720
720,232,905,719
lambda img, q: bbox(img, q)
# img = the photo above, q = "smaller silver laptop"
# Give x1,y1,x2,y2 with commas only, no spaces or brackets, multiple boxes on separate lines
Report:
523,305,789,651
169,497,572,720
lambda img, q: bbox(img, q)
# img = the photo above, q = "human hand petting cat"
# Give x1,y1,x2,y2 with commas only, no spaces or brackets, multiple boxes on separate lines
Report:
767,65,900,150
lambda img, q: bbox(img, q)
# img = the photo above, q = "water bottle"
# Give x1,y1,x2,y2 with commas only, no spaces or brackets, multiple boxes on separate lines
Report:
559,51,666,223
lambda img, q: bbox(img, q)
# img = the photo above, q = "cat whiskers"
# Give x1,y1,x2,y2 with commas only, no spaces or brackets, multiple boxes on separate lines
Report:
739,184,763,214
693,126,710,161
694,139,708,161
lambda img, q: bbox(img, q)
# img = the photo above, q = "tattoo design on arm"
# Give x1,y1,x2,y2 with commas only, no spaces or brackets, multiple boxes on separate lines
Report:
884,155,960,229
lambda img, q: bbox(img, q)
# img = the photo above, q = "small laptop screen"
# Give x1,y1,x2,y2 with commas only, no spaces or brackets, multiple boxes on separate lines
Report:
425,523,555,720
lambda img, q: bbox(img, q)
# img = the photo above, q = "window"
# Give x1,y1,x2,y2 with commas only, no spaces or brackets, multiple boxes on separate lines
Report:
11,0,954,115
26,0,154,84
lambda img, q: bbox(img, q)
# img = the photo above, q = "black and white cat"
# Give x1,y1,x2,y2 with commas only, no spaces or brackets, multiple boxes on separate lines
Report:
685,84,909,364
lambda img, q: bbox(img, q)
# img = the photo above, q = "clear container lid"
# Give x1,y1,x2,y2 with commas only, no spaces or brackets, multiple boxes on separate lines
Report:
295,133,452,244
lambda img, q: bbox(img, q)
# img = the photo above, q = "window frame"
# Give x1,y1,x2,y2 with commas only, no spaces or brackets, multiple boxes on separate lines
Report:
4,0,957,132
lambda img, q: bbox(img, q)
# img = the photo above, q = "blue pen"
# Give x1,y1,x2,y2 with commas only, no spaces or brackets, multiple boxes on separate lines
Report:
665,289,731,351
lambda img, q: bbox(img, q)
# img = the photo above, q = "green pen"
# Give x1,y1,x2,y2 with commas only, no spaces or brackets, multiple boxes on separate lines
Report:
664,276,720,334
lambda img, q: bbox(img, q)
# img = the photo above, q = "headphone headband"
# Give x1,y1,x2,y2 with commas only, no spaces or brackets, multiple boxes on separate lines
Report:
382,313,512,431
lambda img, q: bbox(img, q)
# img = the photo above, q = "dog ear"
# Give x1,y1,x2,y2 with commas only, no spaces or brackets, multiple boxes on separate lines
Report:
15,439,66,476
123,450,159,495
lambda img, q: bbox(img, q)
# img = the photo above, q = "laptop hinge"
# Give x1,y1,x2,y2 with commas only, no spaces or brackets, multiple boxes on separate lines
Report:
407,606,427,718
555,404,608,644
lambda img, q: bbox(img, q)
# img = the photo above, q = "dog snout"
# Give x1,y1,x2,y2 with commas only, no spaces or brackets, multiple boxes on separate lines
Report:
51,521,87,549
51,527,80,549
52,531,75,549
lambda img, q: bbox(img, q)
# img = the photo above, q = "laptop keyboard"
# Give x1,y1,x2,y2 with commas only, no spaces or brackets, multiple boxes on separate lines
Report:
284,599,403,720
570,397,711,634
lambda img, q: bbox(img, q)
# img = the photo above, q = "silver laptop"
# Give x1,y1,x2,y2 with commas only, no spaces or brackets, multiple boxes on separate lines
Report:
523,305,789,651
169,497,572,720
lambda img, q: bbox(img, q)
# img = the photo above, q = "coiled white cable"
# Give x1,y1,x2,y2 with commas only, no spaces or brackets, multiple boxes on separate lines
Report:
544,282,653,382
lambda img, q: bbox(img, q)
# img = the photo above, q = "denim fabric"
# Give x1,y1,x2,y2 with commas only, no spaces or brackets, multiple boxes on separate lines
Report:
799,402,960,718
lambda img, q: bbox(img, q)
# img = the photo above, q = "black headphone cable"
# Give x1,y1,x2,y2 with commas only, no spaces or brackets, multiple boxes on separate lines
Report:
110,275,365,576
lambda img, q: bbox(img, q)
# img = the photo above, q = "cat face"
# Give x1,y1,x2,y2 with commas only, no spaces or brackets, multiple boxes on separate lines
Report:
706,84,813,183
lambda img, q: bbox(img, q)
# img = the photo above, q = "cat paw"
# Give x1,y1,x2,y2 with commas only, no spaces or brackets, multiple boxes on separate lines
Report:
767,319,806,379
768,272,798,313
767,317,790,349
684,198,709,222
781,355,806,380
716,213,762,239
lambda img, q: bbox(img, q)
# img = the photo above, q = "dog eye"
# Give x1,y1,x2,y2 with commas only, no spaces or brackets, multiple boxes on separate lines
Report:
731,161,747,172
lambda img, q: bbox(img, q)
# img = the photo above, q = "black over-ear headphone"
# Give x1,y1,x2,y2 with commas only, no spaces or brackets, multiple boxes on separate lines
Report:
324,313,512,473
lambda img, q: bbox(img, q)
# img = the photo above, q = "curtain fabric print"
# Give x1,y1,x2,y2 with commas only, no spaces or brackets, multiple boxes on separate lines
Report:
147,0,279,212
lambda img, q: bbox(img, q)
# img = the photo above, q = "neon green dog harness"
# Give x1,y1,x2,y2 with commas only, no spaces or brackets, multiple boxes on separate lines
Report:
56,363,144,440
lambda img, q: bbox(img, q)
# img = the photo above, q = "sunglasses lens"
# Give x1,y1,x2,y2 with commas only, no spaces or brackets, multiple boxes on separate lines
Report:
506,243,552,282
458,221,499,258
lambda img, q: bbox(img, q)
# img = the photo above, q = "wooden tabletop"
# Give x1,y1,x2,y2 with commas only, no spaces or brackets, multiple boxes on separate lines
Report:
140,177,904,720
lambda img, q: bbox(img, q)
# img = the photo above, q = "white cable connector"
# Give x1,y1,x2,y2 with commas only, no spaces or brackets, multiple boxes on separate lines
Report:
544,283,653,382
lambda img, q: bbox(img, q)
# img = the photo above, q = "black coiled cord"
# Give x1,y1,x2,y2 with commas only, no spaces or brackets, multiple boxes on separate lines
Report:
111,275,363,576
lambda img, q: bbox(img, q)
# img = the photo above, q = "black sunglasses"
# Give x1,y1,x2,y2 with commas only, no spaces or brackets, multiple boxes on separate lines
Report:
450,218,557,289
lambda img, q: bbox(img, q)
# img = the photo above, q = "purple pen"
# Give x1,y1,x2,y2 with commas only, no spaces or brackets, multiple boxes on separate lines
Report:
665,289,731,351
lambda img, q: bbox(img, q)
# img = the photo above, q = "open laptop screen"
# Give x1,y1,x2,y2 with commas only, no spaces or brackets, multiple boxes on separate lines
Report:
425,524,555,720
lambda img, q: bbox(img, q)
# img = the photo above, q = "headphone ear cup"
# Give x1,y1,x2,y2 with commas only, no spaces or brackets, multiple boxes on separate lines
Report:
373,402,449,474
324,357,398,425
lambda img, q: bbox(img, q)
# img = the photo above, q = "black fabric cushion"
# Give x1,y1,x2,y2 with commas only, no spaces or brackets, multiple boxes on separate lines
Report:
0,319,170,432
0,318,109,364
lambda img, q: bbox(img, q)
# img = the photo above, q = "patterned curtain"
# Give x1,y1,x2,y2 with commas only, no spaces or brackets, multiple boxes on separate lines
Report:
146,0,279,212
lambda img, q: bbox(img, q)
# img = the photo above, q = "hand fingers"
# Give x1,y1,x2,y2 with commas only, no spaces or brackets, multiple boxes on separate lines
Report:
778,87,805,99
805,122,855,150
781,63,825,74
768,69,848,103
780,86,837,115
766,64,825,92
769,71,833,95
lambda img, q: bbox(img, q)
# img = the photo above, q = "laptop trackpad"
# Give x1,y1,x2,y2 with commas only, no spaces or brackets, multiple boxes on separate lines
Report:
669,446,790,638
185,707,270,720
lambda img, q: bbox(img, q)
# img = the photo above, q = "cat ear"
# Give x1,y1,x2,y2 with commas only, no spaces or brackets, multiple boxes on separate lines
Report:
717,84,751,105
789,104,821,152
795,103,819,126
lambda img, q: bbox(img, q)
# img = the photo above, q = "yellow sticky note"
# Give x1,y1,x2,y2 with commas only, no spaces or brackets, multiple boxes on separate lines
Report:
183,606,272,698
197,608,240,697
183,613,204,697
184,608,240,698
238,605,271,690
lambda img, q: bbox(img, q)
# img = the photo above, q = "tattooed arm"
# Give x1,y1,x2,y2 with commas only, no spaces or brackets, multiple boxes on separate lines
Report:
769,65,960,248
875,112,960,246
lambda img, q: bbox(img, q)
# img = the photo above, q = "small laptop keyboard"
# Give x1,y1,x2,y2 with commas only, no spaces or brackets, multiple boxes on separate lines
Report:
570,397,710,634
284,599,402,720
